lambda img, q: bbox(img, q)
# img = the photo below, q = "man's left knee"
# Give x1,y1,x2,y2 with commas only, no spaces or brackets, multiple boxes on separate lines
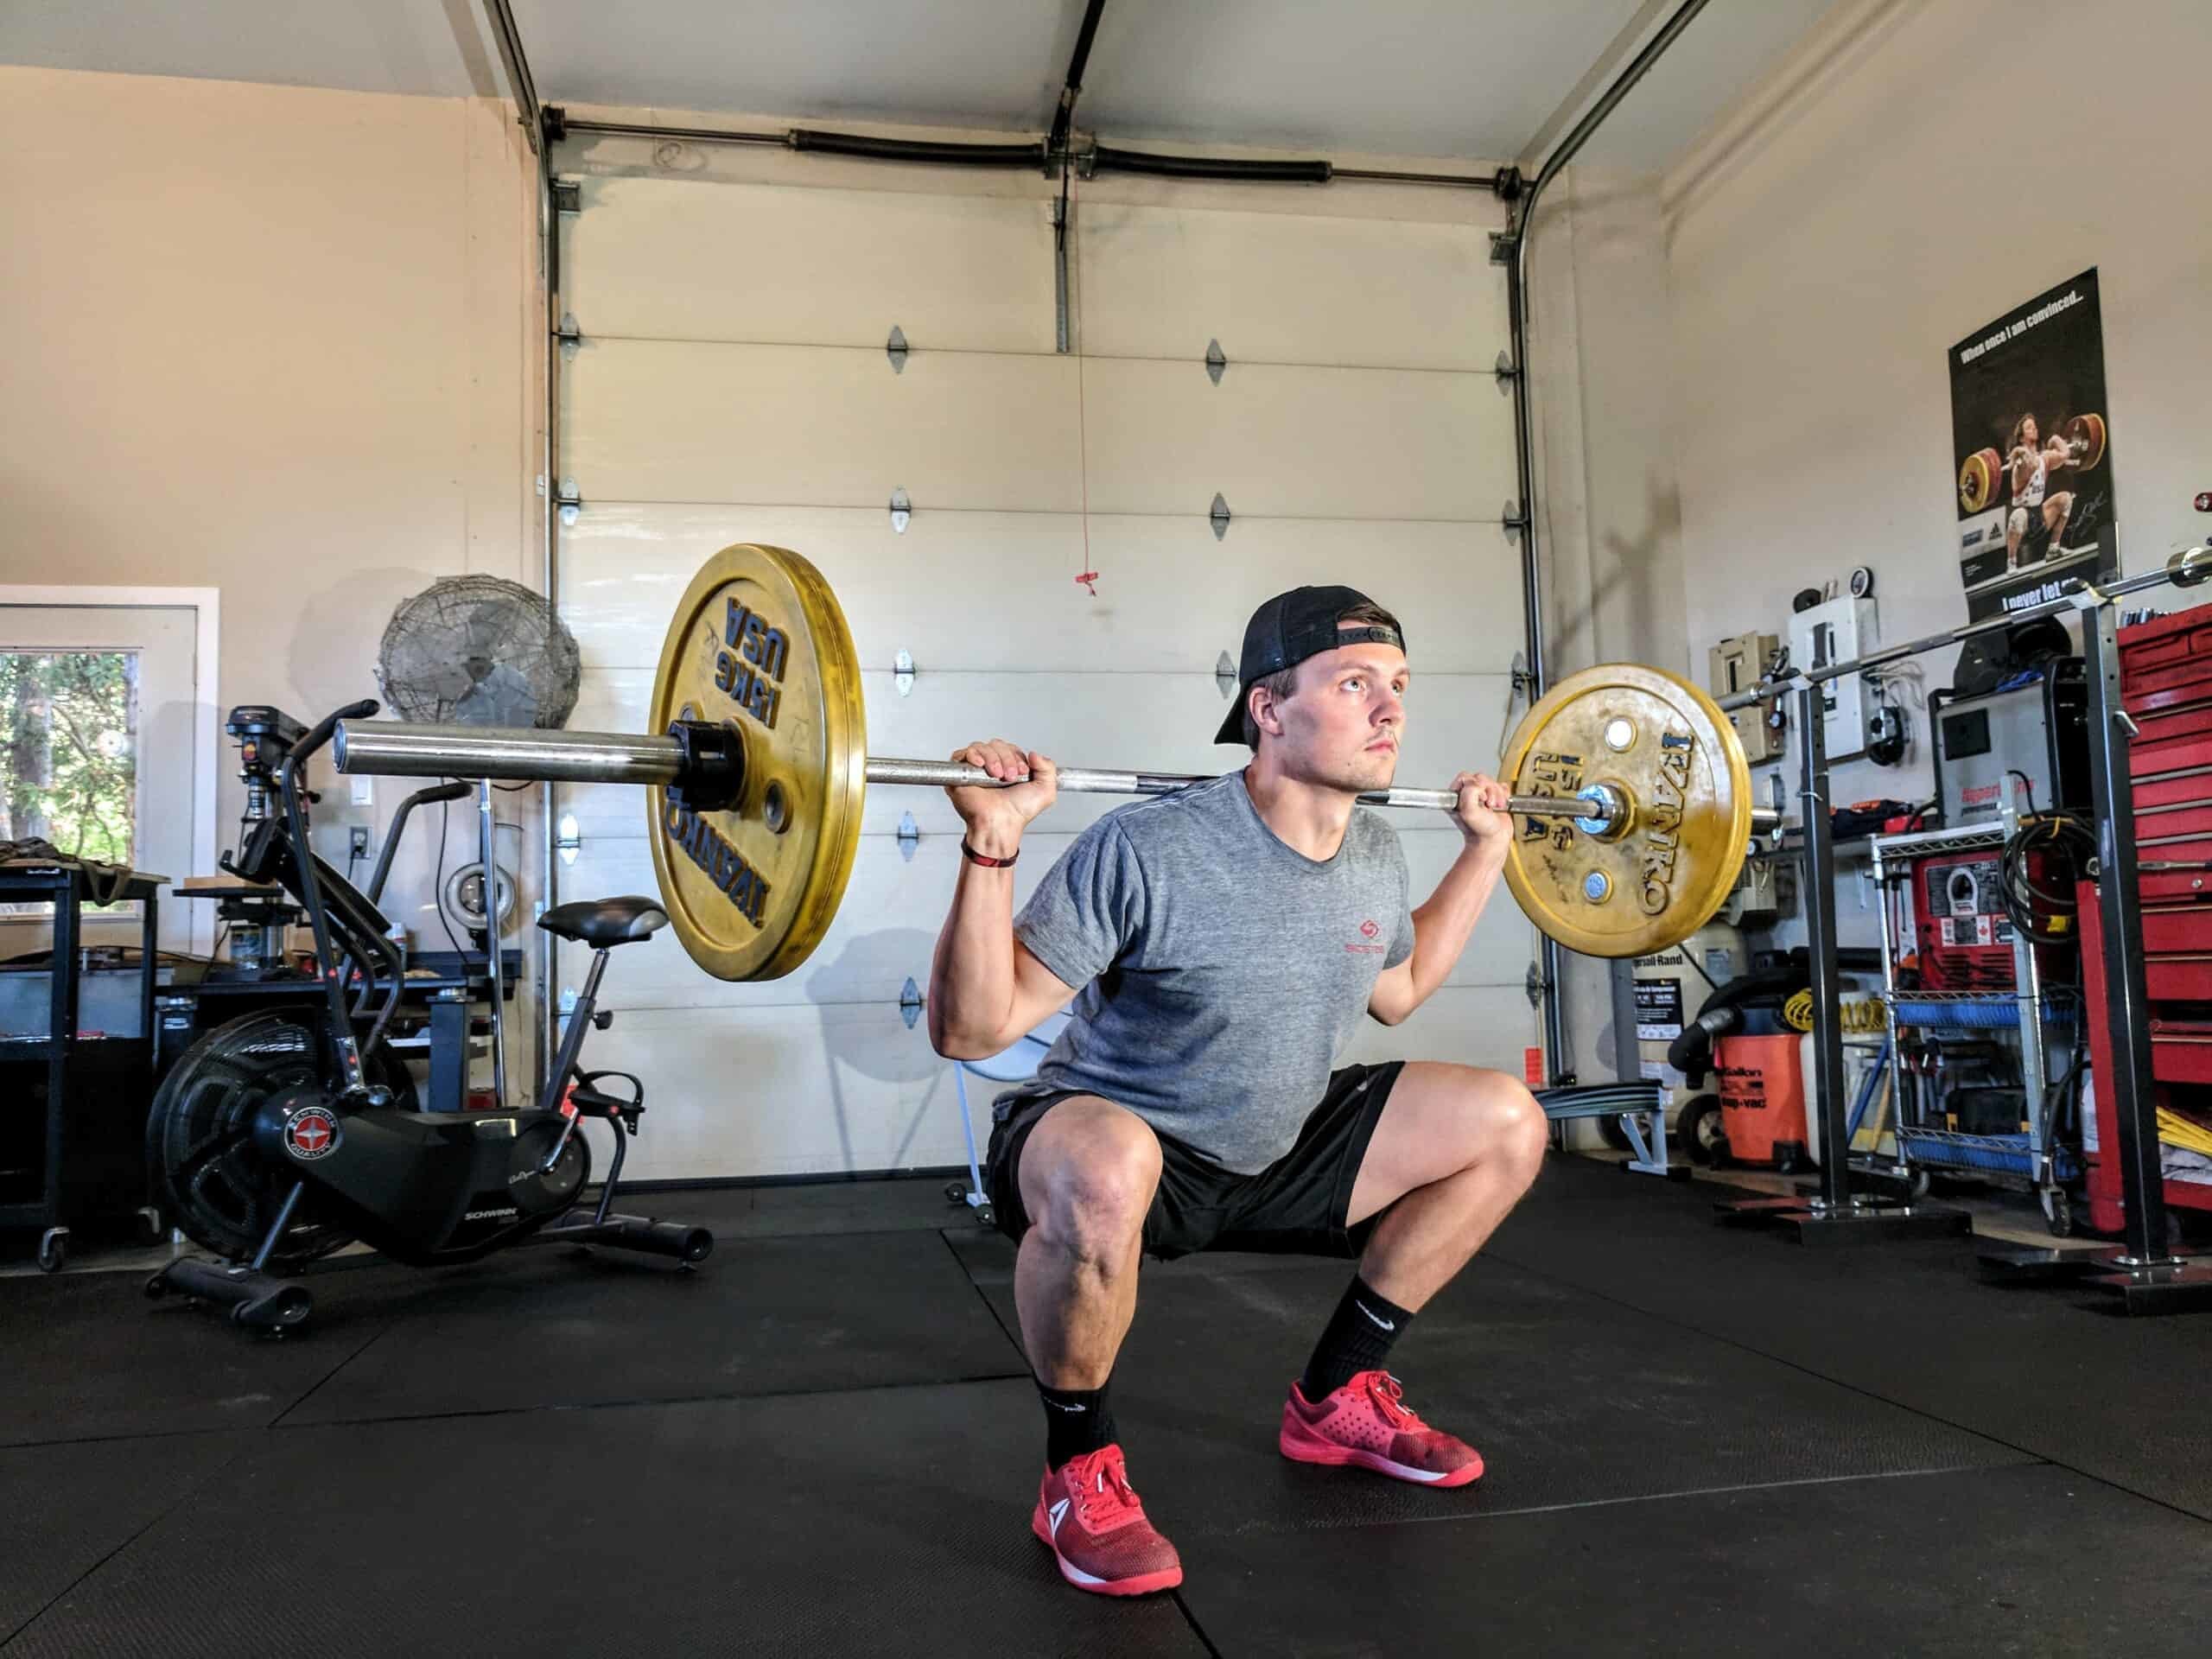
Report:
1439,1068,1547,1179
1489,1077,1550,1179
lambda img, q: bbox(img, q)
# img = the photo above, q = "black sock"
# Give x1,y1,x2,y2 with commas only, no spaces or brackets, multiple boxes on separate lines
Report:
1038,1379,1116,1471
1300,1276,1415,1402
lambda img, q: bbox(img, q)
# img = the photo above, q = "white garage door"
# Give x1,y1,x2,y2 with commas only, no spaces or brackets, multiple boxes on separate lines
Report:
553,159,1535,1180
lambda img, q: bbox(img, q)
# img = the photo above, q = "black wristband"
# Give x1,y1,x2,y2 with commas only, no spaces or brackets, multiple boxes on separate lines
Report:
960,839,1019,868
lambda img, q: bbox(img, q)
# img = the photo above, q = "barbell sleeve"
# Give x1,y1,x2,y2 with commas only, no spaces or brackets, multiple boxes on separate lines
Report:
333,720,1780,836
334,722,682,787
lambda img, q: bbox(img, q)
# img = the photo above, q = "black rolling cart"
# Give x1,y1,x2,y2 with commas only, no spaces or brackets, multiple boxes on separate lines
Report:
0,859,167,1271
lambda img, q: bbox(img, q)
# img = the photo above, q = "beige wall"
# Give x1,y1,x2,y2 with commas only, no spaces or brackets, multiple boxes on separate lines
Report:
1,68,540,1062
1538,0,2212,1072
1666,0,2212,812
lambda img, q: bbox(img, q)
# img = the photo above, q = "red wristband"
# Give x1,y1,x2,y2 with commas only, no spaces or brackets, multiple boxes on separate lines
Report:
960,839,1019,868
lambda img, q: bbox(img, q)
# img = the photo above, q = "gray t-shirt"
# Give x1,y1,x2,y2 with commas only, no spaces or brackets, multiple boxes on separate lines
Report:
1000,771,1415,1175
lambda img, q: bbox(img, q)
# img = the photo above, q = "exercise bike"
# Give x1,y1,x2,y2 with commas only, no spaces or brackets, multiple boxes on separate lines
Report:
146,699,711,1333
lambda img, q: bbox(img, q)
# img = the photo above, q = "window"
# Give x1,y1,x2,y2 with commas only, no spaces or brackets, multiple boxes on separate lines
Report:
2,651,141,917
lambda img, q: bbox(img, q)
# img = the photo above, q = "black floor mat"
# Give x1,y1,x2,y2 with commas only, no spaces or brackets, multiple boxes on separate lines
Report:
1,1385,1206,1659
601,1177,975,1241
279,1229,1026,1426
1175,1462,2212,1658
1485,1158,2212,1519
0,1268,385,1447
949,1230,2027,1535
0,1433,251,1642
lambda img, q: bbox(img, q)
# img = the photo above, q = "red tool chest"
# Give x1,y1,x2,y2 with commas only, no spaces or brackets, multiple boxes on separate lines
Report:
2080,607,2212,1231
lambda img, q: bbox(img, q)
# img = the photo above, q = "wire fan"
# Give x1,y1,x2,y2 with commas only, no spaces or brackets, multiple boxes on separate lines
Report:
376,575,580,728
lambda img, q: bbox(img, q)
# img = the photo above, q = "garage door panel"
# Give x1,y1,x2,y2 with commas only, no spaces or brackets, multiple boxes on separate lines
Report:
564,339,1082,511
1341,984,1537,1076
575,1002,967,1181
1400,830,1536,988
554,821,1525,1010
1081,359,1514,520
555,830,1076,1012
1078,516,1523,674
561,668,1512,839
558,505,1089,672
1077,202,1504,371
559,506,1522,677
565,175,1056,352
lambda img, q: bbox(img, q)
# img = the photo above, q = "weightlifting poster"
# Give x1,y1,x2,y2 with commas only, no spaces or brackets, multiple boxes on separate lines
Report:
1950,268,2115,620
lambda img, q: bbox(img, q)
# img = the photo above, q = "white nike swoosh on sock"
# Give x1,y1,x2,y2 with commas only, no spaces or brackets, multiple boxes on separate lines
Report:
1046,1401,1087,1412
1355,1300,1396,1332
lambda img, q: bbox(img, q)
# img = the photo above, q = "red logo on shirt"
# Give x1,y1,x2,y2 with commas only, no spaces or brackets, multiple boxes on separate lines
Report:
1346,918,1386,955
1360,919,1380,938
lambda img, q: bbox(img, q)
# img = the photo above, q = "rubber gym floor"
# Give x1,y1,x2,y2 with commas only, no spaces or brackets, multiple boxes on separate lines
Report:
6,1154,2210,1657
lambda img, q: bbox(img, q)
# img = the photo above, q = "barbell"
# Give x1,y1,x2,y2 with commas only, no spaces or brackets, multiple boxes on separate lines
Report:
334,543,1772,978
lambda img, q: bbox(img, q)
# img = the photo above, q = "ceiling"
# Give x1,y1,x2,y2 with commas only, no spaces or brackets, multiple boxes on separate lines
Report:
2,0,1841,169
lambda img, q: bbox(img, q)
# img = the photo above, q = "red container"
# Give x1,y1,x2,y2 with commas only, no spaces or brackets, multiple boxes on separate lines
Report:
2127,699,2212,779
2135,803,2212,844
2139,906,2212,955
1714,1033,1808,1168
2075,884,2212,1232
2120,608,2212,713
2133,836,2212,903
2150,1021,2212,1085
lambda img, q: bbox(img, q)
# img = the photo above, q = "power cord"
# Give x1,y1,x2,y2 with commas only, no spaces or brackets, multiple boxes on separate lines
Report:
2000,807,2096,945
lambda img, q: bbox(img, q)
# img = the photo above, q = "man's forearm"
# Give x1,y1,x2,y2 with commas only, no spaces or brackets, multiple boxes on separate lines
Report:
927,817,1025,1056
1402,842,1508,1008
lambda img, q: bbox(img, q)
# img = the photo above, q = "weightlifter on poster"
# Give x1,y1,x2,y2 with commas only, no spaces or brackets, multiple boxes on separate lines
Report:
2003,411,2087,570
928,585,1548,1596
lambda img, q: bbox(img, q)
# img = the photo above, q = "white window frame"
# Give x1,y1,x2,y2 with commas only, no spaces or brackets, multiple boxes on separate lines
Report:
0,585,222,957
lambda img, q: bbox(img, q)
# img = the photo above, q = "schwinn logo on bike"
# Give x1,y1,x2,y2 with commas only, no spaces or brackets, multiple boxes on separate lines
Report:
284,1106,340,1160
1345,918,1386,956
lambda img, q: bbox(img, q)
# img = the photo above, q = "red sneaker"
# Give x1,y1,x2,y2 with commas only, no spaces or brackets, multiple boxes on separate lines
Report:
1029,1445,1184,1597
1280,1370,1484,1487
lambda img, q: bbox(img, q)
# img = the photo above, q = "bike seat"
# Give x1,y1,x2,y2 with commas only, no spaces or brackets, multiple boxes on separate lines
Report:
537,896,668,947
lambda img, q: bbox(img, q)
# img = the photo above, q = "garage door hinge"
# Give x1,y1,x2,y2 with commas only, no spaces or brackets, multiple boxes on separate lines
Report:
886,325,909,374
557,313,583,359
1493,349,1519,393
897,811,920,860
556,479,583,527
894,648,915,697
899,976,925,1030
1501,499,1529,544
889,487,912,534
1524,961,1546,1010
556,811,581,866
1210,493,1232,541
553,179,582,215
1215,652,1238,698
1205,339,1227,385
1488,229,1517,265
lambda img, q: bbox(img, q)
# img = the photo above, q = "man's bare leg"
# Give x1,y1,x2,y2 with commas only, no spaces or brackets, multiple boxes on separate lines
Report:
1280,1064,1544,1486
1013,1096,1160,1388
1009,1096,1182,1596
1348,1062,1551,1309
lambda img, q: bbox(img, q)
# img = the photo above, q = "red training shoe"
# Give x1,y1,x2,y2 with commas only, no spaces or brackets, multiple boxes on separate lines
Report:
1280,1370,1484,1487
1030,1445,1184,1597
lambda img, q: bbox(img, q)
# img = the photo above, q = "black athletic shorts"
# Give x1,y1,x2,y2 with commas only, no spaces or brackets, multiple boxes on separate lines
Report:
983,1060,1406,1262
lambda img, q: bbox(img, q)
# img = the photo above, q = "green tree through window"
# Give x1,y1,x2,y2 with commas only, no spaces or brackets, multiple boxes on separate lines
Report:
2,651,138,881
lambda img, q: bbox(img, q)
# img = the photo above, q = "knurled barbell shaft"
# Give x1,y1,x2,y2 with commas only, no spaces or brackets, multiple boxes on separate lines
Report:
334,721,1789,830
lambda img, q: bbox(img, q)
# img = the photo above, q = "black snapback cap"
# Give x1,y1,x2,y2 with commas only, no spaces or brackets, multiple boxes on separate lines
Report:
1211,585,1405,747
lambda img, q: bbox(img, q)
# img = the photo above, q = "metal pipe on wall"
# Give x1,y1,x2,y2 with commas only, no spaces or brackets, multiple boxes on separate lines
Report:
483,0,559,1095
1503,0,1717,1084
